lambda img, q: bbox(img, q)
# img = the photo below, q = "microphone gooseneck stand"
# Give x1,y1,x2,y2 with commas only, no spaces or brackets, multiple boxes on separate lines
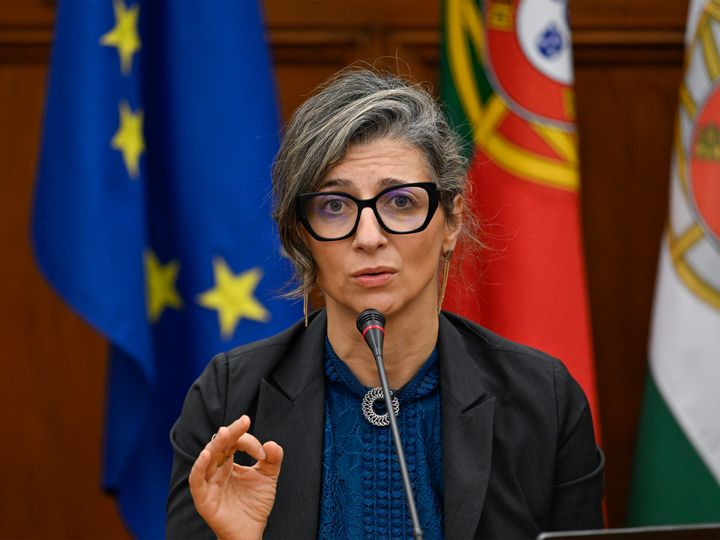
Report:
356,309,424,540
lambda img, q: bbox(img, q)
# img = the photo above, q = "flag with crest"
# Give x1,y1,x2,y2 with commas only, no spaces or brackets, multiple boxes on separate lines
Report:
628,0,720,524
32,1,299,536
440,0,600,428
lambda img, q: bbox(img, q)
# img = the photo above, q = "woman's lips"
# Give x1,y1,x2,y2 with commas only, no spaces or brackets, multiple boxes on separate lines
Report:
352,268,396,287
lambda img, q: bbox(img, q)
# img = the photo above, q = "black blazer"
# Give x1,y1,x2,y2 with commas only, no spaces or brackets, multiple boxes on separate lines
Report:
166,310,604,540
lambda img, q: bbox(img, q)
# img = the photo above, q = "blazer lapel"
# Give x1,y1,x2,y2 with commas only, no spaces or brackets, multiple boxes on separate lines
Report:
439,314,495,540
254,310,327,539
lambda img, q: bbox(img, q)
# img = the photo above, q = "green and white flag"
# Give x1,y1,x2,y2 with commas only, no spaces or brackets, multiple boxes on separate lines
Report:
628,0,720,525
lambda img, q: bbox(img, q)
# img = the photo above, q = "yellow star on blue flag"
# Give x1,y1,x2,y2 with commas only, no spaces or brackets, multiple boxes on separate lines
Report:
100,0,141,75
111,101,145,178
144,249,182,323
197,257,270,339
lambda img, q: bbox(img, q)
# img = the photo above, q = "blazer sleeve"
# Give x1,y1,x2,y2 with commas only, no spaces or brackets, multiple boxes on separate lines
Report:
550,360,605,531
166,353,230,540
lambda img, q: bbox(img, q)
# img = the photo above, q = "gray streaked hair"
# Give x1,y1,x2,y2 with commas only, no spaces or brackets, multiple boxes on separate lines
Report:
272,67,470,296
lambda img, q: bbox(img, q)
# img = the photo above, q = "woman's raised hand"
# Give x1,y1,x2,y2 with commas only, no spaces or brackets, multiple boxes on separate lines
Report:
188,415,284,540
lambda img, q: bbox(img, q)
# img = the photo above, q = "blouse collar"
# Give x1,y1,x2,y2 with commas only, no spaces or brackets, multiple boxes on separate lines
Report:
324,337,439,403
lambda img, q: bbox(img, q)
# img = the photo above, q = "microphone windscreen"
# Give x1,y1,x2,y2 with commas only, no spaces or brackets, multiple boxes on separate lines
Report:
356,308,385,334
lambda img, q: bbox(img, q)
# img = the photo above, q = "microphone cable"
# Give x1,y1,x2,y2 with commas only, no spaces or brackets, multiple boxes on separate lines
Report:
357,308,424,540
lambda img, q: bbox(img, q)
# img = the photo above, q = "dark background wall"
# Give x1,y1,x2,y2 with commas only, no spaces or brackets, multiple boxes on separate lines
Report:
0,0,688,537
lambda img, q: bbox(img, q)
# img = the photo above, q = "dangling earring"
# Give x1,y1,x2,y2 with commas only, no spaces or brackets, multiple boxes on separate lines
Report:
303,290,309,327
437,249,453,314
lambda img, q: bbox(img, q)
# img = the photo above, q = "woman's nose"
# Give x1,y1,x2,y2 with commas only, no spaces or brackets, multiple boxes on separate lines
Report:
352,207,388,250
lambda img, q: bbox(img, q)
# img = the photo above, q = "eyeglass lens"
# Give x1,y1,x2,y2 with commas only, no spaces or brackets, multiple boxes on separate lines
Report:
303,185,431,239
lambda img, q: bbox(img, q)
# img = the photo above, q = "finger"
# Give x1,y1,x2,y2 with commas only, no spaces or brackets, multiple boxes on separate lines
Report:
255,441,283,477
211,443,233,469
206,449,234,483
207,416,251,466
197,445,230,483
225,414,252,437
189,448,212,502
230,432,268,463
209,415,251,452
205,433,231,469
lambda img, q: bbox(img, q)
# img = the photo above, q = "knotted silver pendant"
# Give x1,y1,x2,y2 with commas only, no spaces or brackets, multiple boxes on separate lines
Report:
362,387,400,426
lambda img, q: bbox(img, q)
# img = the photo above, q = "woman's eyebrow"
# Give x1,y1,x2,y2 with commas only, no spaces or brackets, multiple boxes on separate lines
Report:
317,178,350,190
317,177,409,191
379,177,408,188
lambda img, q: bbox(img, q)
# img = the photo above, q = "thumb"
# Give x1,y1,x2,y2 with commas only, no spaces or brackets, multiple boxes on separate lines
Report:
255,441,283,478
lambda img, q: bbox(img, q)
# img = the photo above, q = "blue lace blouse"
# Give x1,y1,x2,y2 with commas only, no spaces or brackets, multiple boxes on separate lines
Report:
318,338,444,539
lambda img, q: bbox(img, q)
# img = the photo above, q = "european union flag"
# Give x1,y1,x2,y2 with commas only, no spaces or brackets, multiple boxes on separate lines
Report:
32,1,299,537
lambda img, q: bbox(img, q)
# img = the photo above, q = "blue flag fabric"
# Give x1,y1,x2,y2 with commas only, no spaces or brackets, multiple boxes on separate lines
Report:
32,1,300,537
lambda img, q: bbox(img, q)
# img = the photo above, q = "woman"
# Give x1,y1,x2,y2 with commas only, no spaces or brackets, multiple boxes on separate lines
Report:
166,69,604,540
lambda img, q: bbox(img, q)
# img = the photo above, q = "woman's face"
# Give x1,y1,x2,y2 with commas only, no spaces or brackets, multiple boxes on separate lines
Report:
302,137,461,321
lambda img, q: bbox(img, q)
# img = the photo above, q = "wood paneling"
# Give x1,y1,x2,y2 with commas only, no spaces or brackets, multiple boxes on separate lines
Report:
0,0,691,535
269,1,441,121
0,0,53,63
575,64,682,526
571,0,688,526
0,2,129,534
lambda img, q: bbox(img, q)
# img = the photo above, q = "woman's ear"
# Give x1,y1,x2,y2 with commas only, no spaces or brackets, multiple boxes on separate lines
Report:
443,194,463,253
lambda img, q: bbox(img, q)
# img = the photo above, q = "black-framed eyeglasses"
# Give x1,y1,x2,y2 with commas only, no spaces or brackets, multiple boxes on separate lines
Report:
296,182,441,241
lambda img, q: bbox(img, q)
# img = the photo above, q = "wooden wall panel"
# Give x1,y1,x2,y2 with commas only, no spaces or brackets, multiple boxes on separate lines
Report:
0,0,692,536
575,65,682,526
0,2,129,538
269,0,441,120
572,0,688,526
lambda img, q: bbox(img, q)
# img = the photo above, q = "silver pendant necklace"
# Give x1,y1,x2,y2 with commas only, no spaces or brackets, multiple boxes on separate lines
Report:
361,387,400,427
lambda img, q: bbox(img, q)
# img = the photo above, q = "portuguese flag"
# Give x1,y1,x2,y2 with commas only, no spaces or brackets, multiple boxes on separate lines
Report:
440,0,600,427
628,0,720,525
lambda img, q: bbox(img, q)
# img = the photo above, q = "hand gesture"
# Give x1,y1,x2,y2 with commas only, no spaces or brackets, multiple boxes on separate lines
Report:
188,415,284,540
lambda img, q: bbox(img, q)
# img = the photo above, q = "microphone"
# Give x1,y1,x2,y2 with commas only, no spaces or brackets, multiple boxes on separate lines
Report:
357,308,385,358
356,309,424,540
